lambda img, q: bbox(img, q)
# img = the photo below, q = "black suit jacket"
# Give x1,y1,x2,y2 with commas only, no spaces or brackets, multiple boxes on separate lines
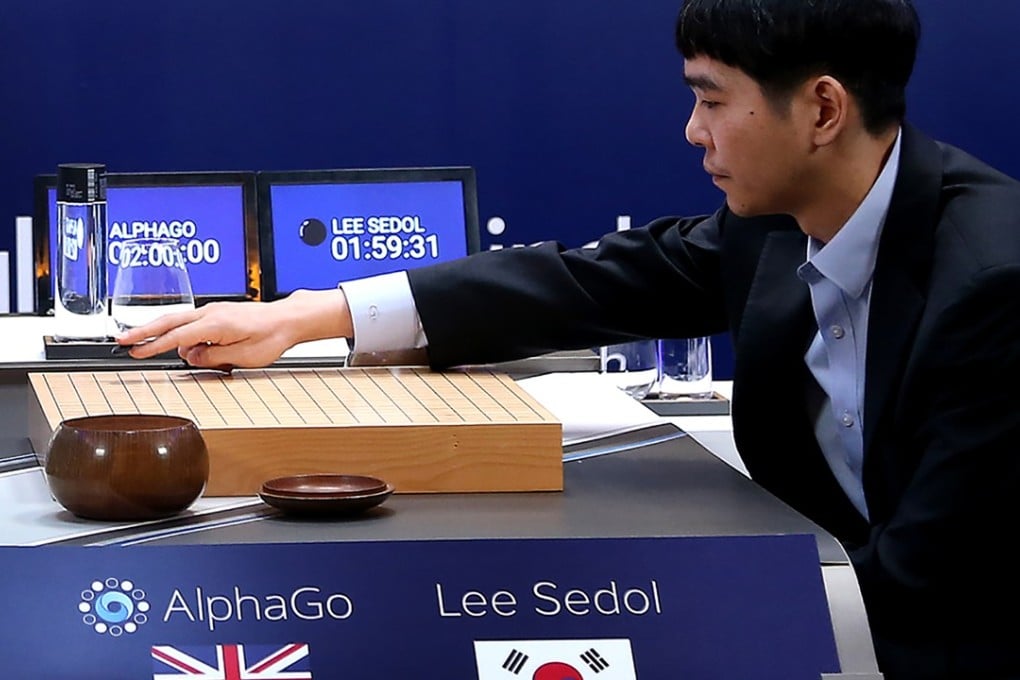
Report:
408,124,1020,675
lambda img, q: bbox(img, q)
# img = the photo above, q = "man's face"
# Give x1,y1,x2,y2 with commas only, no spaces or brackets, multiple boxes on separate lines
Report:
684,56,814,217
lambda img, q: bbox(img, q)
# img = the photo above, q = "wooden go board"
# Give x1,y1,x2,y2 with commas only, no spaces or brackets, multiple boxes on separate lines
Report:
27,367,563,496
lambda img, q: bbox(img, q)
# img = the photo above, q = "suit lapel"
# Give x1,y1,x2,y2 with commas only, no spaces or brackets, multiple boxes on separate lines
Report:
732,227,815,459
737,230,814,370
863,124,942,459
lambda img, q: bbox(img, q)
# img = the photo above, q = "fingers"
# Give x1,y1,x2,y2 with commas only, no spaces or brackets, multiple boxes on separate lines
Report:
114,300,282,367
117,312,204,358
119,304,235,359
116,308,203,346
181,344,235,373
182,341,271,370
126,322,210,359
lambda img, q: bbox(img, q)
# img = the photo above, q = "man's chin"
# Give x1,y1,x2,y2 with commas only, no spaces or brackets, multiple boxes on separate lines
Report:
725,198,793,221
725,198,757,217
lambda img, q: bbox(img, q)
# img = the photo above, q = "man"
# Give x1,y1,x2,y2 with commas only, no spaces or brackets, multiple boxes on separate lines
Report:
121,1,1020,677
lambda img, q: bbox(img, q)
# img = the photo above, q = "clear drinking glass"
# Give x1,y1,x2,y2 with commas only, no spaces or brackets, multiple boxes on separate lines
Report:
656,336,714,399
110,237,196,331
598,340,659,399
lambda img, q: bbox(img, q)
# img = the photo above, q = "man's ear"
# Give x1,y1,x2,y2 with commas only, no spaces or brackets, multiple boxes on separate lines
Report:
809,75,849,146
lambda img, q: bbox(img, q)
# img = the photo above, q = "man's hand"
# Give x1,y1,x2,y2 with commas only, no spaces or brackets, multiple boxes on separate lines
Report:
115,288,353,369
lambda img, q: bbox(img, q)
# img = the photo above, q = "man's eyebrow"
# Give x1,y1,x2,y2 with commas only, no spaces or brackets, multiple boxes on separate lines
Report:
684,74,722,91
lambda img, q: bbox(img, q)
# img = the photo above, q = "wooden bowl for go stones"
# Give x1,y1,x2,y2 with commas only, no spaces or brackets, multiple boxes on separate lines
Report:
44,414,209,521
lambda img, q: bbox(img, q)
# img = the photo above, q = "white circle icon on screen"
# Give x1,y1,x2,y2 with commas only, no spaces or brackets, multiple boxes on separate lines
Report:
486,216,507,236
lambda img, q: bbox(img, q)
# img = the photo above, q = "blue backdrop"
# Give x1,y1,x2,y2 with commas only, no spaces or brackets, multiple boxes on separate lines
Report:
2,1,1019,377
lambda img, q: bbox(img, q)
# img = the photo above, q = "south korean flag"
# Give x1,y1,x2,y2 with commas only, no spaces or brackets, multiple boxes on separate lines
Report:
474,639,637,679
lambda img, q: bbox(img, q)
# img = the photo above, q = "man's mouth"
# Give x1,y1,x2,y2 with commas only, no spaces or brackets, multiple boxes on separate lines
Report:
704,164,727,180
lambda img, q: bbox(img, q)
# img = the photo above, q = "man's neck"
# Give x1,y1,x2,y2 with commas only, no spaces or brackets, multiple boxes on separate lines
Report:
796,126,900,244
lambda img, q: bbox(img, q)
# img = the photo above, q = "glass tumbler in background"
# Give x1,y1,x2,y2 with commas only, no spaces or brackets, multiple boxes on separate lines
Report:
656,336,714,399
111,237,196,331
598,339,659,399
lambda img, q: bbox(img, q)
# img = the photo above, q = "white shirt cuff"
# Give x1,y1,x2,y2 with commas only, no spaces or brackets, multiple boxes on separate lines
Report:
339,271,428,354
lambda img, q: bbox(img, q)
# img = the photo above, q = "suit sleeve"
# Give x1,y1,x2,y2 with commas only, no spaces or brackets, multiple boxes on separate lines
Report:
849,263,1020,631
406,212,730,368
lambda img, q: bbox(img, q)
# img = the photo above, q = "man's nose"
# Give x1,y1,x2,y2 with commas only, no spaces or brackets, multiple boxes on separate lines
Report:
685,107,708,148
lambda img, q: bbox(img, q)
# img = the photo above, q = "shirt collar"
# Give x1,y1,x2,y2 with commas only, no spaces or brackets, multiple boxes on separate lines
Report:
803,128,902,299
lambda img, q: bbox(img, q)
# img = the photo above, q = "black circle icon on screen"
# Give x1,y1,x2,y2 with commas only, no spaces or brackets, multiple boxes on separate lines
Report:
299,218,327,246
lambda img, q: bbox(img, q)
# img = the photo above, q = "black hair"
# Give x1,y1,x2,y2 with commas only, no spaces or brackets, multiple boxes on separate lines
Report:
675,0,920,134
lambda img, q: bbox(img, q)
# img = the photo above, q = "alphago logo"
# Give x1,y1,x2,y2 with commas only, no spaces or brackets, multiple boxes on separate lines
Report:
79,577,151,636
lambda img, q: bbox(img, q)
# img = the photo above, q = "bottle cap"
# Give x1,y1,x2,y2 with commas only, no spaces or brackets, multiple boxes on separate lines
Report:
57,163,107,203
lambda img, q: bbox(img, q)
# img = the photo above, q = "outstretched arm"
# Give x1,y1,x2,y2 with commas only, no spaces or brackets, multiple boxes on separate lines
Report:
116,288,353,369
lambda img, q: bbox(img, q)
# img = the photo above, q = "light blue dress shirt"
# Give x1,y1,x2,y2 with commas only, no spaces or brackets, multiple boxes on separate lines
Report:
795,130,902,520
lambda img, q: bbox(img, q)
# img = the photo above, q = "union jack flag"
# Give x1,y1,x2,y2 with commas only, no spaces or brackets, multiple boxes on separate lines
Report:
152,643,312,679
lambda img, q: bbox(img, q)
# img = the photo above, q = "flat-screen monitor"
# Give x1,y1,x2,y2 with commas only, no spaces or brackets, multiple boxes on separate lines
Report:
33,171,260,313
257,166,479,300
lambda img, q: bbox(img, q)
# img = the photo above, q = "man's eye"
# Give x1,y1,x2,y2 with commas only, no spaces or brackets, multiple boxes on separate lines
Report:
701,100,719,109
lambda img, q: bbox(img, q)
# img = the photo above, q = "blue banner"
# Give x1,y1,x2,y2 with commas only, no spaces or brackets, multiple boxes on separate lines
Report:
0,535,839,678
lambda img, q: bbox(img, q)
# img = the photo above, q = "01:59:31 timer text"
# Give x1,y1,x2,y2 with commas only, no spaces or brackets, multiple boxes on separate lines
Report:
331,233,439,261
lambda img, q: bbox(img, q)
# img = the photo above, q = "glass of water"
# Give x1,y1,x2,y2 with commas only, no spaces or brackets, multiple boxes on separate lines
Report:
111,237,196,331
598,340,659,399
656,336,714,399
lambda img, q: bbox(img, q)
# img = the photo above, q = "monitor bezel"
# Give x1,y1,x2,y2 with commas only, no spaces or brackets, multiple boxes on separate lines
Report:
33,170,261,314
256,166,480,301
